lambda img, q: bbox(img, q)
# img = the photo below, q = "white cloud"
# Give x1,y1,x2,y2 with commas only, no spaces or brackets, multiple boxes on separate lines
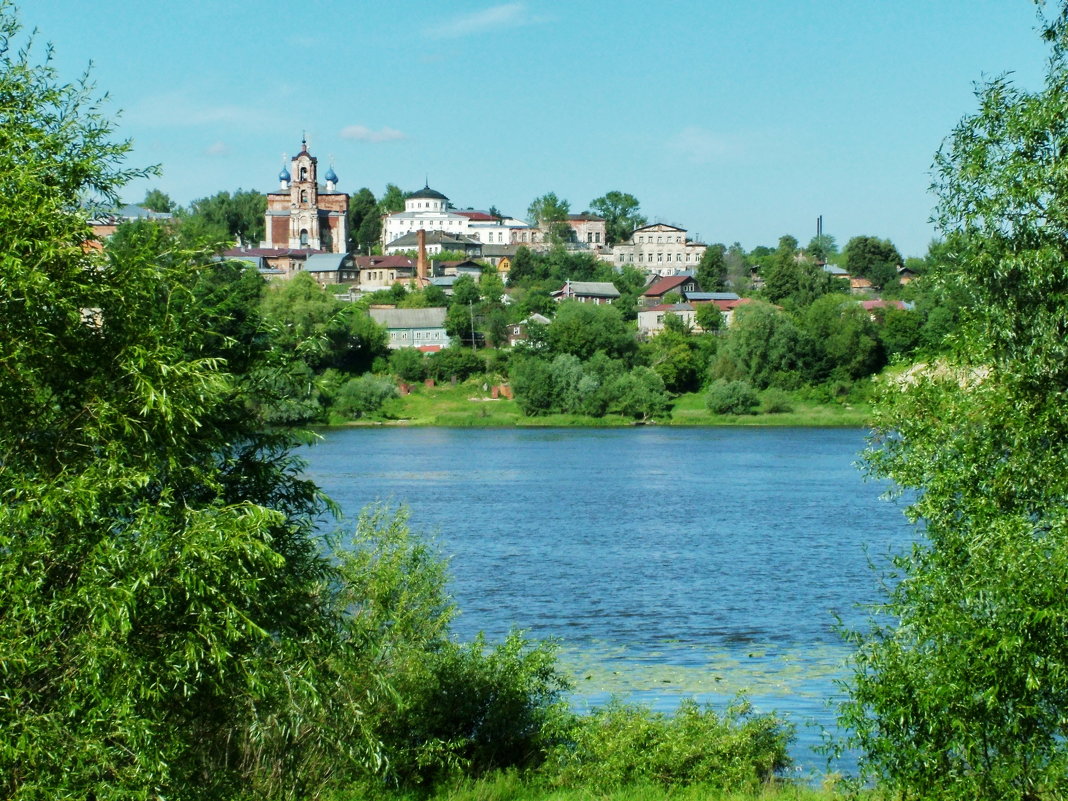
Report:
204,141,229,156
425,3,541,40
339,125,407,143
667,127,739,165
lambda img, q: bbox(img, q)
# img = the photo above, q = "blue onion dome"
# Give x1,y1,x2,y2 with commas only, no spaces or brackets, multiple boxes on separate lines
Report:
325,166,338,184
279,165,291,181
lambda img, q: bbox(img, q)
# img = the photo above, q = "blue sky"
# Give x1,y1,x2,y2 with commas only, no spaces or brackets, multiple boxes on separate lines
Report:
26,1,1052,257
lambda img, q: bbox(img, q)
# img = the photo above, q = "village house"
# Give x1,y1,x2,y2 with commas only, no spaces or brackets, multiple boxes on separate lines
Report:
355,255,417,291
506,313,551,347
384,229,482,257
551,280,621,305
368,307,450,351
640,274,700,307
637,303,698,335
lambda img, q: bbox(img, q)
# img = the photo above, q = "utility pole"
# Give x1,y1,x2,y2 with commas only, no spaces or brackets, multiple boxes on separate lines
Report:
469,299,476,353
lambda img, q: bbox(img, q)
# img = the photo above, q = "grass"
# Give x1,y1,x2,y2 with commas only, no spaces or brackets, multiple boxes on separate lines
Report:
341,381,873,429
668,392,872,428
328,771,855,801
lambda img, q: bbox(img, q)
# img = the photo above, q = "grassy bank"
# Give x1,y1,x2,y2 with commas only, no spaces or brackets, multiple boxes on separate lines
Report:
342,381,873,428
327,771,851,801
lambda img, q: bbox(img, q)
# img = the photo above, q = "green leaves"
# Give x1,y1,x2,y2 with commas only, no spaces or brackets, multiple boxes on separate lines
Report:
842,8,1068,798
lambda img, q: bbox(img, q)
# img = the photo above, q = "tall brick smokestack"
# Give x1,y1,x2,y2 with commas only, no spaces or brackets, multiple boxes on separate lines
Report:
417,229,428,283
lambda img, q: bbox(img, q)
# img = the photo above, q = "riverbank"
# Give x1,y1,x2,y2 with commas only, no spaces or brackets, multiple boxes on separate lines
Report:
338,381,872,428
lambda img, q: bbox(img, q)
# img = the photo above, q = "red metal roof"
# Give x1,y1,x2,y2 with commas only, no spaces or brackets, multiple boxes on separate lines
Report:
642,275,691,297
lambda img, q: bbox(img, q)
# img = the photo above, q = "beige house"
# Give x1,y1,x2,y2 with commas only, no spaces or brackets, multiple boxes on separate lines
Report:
610,223,707,276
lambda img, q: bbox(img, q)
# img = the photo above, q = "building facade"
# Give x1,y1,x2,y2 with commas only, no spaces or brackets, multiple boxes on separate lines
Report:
610,223,707,276
264,138,348,253
381,186,528,249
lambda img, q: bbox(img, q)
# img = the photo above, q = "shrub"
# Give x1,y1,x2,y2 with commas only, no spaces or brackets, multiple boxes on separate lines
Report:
377,632,572,785
334,374,397,418
428,346,484,382
542,698,793,792
760,387,794,414
705,379,759,415
390,347,427,382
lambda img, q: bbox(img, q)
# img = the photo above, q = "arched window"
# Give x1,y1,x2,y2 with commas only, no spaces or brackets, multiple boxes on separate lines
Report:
299,166,307,181
300,189,308,203
300,229,309,246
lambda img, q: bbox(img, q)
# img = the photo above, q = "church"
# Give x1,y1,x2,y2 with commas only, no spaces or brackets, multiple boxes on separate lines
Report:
264,136,349,252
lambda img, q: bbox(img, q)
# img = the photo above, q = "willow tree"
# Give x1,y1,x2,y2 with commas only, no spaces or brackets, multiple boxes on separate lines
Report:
841,5,1068,799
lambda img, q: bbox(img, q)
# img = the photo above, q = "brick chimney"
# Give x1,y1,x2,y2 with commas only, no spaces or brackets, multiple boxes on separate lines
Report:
417,228,428,283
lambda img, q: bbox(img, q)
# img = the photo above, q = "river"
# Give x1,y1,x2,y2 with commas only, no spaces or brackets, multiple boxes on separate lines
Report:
302,426,913,774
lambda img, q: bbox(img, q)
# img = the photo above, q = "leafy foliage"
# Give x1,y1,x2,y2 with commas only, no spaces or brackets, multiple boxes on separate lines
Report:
840,8,1068,799
589,190,646,246
542,699,792,792
705,379,759,415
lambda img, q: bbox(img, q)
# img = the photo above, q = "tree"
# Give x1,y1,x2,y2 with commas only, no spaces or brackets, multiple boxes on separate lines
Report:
840,8,1068,799
348,186,378,252
546,301,636,362
186,188,266,246
695,303,725,333
696,243,728,291
527,192,571,242
843,235,903,289
142,187,175,213
713,302,813,389
805,233,837,262
589,190,646,245
379,183,407,214
0,12,397,794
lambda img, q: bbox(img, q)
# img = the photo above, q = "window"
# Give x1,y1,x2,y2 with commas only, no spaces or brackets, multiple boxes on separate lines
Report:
300,167,307,181
657,236,663,243
638,253,644,263
587,232,593,243
677,253,682,262
300,229,309,246
300,189,308,203
595,232,601,243
658,253,664,262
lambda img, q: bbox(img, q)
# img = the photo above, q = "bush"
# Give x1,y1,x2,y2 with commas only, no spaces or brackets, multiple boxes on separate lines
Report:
377,632,571,785
760,387,794,414
542,698,792,792
705,379,759,415
334,374,397,418
428,346,484,382
390,347,427,382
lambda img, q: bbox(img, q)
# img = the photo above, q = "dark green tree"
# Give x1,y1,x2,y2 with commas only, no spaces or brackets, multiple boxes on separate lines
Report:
843,235,903,289
696,243,728,291
348,186,378,252
589,190,646,245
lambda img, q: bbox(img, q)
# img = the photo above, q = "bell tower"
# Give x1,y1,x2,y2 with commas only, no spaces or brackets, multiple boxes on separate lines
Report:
263,135,348,254
288,135,321,249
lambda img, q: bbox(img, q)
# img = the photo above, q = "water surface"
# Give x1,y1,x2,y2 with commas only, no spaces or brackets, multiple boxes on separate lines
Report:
303,427,912,772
